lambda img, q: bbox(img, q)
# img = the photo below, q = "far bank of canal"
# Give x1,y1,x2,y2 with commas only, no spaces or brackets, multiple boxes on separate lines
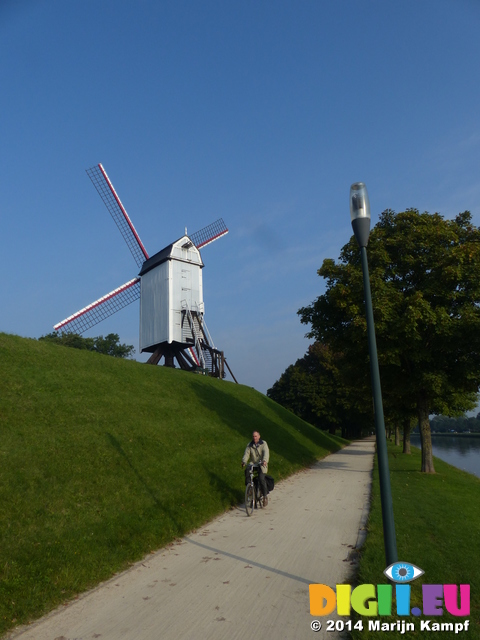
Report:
410,433,480,478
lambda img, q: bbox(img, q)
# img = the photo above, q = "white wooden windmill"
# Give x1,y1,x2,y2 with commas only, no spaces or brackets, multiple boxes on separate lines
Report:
54,164,236,380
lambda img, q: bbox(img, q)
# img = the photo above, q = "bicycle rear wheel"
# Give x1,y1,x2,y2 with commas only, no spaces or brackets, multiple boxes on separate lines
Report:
245,484,254,516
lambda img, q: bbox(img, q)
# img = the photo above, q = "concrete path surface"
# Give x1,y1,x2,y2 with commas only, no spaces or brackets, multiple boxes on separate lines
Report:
8,438,375,640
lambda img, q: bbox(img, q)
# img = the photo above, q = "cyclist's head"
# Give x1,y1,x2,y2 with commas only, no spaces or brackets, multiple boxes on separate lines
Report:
252,431,260,443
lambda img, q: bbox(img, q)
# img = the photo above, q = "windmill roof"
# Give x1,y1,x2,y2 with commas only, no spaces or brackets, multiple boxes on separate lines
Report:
138,236,203,276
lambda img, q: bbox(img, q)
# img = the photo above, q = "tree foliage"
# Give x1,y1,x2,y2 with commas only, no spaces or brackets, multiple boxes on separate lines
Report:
428,414,480,434
266,343,336,431
298,209,480,472
267,343,372,438
39,332,135,359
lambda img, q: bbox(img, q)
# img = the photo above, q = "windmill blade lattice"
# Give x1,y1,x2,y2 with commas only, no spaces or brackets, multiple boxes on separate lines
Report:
86,164,149,268
190,218,228,249
54,278,140,334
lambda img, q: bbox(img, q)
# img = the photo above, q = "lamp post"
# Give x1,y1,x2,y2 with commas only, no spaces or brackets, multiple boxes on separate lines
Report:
349,182,398,568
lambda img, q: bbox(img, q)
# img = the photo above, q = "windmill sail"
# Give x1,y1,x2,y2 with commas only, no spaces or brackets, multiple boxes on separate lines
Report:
86,164,149,268
54,278,140,334
189,218,228,249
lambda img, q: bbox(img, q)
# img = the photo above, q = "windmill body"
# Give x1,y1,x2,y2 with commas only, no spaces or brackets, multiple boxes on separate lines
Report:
54,164,235,380
139,235,204,353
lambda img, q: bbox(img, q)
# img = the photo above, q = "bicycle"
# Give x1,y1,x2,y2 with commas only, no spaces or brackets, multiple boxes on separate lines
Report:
244,462,266,516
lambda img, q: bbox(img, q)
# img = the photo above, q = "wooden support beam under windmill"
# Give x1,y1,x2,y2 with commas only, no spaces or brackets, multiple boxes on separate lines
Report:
175,349,195,371
224,358,238,384
146,345,165,365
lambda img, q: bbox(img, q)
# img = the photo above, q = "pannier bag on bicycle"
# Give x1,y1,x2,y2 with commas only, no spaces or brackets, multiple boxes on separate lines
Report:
265,475,274,492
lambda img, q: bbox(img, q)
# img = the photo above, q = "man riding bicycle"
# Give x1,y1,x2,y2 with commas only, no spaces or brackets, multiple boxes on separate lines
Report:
242,431,269,506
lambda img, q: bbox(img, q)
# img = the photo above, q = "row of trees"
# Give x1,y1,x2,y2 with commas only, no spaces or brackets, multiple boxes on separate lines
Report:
39,332,135,359
267,342,372,439
428,414,480,434
268,209,480,473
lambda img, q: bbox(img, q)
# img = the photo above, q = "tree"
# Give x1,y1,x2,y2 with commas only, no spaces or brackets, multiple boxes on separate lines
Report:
267,343,373,438
39,332,135,359
92,334,135,358
39,332,95,351
267,343,340,433
430,414,480,433
299,209,480,472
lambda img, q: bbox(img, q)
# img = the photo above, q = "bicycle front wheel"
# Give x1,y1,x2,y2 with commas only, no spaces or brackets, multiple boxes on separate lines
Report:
245,484,254,516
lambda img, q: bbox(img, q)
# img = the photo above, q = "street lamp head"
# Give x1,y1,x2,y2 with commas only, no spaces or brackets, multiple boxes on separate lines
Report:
350,182,371,247
349,182,370,221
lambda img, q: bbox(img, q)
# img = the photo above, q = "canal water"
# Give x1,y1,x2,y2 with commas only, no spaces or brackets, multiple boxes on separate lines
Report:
410,434,480,478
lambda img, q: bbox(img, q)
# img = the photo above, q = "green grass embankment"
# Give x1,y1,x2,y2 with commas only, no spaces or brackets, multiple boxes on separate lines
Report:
0,332,347,635
352,442,480,639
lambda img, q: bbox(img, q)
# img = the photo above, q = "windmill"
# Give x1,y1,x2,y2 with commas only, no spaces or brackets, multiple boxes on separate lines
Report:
54,164,236,381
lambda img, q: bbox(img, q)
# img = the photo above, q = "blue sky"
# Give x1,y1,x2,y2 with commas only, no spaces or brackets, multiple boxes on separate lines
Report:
1,0,480,394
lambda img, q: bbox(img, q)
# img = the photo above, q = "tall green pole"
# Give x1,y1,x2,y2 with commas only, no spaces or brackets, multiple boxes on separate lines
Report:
360,246,398,567
350,182,397,568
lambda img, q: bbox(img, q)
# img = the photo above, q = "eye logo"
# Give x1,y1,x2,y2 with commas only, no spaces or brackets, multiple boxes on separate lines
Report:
384,562,424,583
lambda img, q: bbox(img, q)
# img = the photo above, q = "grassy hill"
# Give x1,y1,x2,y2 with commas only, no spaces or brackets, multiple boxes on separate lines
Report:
0,332,346,635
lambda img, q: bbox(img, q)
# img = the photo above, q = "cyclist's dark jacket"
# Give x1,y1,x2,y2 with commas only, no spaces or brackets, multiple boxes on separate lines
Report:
242,439,269,473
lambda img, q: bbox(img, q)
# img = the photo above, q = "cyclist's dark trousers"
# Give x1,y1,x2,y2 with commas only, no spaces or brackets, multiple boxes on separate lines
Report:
245,466,268,496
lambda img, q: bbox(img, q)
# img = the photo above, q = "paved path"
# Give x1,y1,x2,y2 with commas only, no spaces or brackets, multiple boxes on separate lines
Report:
8,439,375,640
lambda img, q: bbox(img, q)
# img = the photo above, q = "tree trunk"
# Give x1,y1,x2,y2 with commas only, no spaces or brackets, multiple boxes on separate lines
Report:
402,418,411,454
417,395,435,473
395,424,400,446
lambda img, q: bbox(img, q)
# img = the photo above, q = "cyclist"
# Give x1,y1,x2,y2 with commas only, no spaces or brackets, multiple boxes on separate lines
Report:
241,431,269,506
